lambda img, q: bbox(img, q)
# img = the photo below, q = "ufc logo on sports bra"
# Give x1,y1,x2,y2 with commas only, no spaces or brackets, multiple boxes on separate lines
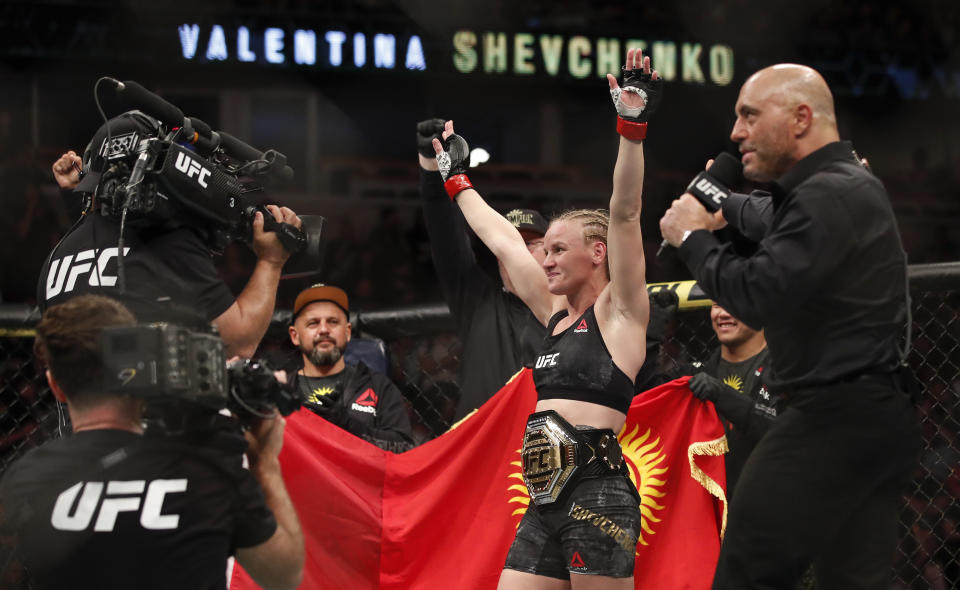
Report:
50,479,187,532
535,353,560,369
174,151,211,188
45,247,130,300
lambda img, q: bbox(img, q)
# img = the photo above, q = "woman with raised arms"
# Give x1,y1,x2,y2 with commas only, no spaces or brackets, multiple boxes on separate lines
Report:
432,49,662,590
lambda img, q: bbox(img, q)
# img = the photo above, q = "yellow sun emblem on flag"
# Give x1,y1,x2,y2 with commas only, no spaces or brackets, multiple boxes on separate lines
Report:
506,425,668,547
307,386,336,403
723,375,744,392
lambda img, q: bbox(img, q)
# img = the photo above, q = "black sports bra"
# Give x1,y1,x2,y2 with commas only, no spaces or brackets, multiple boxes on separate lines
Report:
531,305,635,414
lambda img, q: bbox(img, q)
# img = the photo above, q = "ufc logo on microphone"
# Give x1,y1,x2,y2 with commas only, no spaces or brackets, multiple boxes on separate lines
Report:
174,151,211,188
692,178,729,204
50,479,187,532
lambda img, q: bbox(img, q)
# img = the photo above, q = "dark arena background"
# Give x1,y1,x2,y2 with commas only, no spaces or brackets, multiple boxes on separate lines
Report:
1,0,958,587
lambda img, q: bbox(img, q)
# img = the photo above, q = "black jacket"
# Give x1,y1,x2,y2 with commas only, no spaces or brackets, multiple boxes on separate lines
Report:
420,169,546,420
295,361,414,451
679,141,908,390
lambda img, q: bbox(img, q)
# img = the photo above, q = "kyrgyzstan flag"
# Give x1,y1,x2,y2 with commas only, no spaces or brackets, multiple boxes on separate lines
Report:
230,371,727,590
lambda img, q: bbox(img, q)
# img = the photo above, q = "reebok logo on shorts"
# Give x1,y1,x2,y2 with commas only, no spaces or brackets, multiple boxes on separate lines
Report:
569,551,586,570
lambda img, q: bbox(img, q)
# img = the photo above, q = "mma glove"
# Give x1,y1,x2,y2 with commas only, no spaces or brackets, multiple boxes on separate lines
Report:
435,131,473,200
689,372,757,429
610,65,663,141
416,118,446,158
688,372,731,403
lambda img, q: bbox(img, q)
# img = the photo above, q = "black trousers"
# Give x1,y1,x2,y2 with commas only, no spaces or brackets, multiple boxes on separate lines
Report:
711,378,920,590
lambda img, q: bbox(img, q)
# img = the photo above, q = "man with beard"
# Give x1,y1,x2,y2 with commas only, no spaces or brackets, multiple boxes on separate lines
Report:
288,284,414,451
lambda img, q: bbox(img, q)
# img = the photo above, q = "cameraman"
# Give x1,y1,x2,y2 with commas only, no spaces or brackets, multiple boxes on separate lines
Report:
0,295,304,590
43,111,301,358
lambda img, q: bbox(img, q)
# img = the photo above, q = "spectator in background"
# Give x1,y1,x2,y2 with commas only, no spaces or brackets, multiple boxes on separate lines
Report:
288,283,414,452
688,303,780,496
417,118,549,421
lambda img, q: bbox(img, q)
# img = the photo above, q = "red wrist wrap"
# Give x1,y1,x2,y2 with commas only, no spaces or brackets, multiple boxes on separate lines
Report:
444,174,474,200
616,117,648,141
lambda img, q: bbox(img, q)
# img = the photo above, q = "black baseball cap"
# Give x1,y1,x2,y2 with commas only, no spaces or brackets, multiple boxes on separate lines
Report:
504,208,548,236
75,110,161,193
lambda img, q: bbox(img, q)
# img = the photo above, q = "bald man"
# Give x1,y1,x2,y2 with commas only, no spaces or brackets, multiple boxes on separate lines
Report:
660,64,919,589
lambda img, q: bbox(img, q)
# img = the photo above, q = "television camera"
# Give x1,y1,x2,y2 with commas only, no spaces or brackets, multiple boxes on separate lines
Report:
102,322,303,420
81,77,323,278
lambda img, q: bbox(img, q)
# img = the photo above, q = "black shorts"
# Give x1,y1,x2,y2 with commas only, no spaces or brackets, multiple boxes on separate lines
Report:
503,471,641,579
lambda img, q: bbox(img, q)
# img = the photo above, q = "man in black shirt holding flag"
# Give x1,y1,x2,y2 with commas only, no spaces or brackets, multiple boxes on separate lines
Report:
689,303,779,498
660,64,920,589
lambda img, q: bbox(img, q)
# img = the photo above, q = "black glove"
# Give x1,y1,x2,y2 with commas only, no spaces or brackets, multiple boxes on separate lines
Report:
416,118,446,158
618,66,663,122
688,372,730,402
305,391,344,423
435,133,470,182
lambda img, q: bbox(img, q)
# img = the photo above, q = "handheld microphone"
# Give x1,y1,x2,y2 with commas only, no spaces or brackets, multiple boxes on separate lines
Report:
657,152,743,257
685,152,742,212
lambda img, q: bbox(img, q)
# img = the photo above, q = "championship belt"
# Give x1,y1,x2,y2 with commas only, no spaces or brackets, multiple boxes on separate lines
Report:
520,410,623,506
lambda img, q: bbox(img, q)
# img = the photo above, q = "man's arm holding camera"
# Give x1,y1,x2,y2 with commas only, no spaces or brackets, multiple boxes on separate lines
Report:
236,414,304,590
215,205,301,358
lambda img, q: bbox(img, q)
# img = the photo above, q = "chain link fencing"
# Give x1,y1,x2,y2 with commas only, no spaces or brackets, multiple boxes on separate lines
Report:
1,263,957,587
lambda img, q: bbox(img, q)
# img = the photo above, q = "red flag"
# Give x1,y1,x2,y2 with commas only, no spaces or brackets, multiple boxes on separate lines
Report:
624,377,728,588
230,372,726,590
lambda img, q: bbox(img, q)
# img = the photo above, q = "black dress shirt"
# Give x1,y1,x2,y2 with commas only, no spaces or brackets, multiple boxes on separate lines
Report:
678,141,908,390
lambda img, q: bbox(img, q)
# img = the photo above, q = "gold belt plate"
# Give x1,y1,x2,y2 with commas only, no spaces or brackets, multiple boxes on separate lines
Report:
520,414,581,505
